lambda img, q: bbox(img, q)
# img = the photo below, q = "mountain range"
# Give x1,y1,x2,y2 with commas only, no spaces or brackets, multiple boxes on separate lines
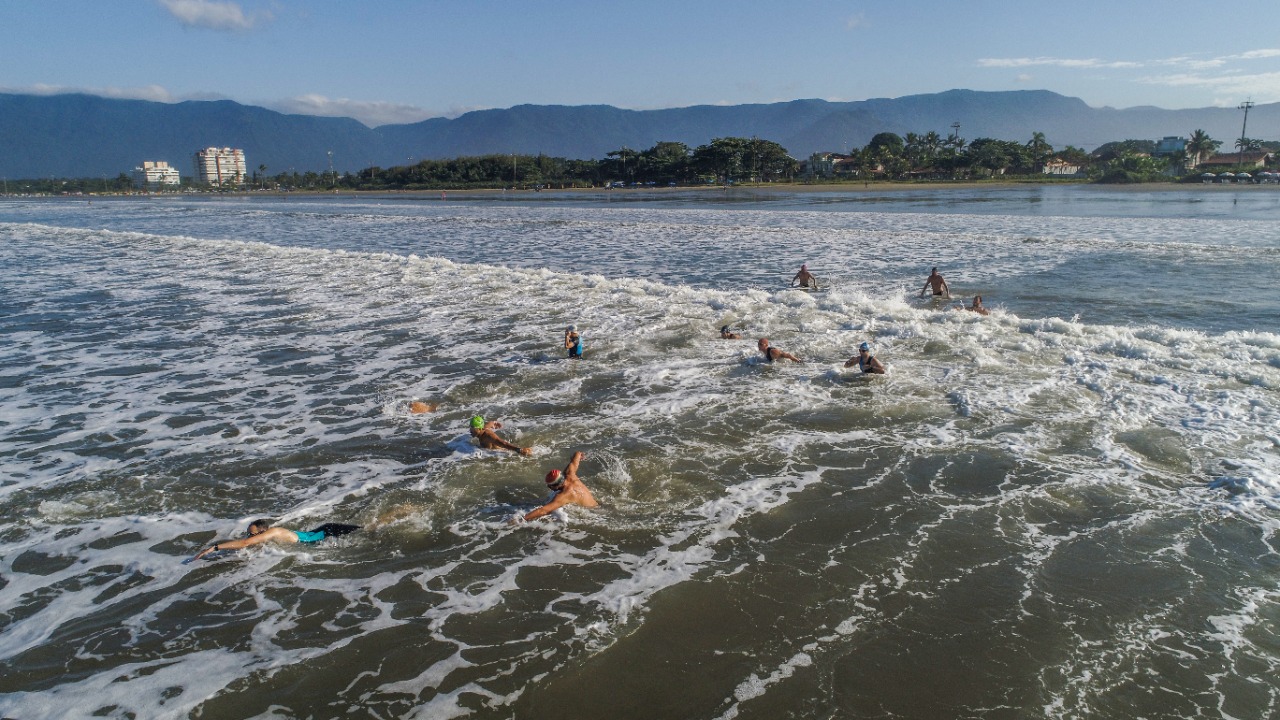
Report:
1,89,1274,179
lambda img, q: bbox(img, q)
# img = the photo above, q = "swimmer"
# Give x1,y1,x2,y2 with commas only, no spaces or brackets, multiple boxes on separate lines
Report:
565,324,584,359
511,450,598,524
409,400,437,414
844,342,886,374
190,518,360,560
720,324,742,340
966,295,990,315
758,337,802,363
470,415,534,456
791,263,818,289
919,267,950,298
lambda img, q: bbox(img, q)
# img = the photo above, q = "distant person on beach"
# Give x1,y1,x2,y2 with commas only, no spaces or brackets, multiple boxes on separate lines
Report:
190,518,361,560
919,267,950,298
791,263,818,289
758,337,802,363
966,296,989,315
845,342,886,374
720,325,742,340
470,415,534,456
565,325,584,358
511,450,598,524
409,400,437,414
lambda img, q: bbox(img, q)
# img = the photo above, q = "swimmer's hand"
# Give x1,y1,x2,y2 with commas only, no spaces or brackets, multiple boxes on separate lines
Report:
508,513,528,527
520,447,533,457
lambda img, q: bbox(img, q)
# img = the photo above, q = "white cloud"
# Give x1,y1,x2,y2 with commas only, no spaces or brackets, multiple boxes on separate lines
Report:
1138,70,1280,103
977,57,1141,69
158,0,267,31
845,13,866,30
267,94,447,127
1016,73,1033,83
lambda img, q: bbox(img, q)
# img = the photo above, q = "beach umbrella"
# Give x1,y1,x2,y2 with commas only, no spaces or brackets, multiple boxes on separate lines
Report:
1201,172,1216,178
1237,172,1252,178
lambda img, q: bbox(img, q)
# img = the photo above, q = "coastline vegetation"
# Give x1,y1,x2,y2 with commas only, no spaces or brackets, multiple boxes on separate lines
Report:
5,130,1279,196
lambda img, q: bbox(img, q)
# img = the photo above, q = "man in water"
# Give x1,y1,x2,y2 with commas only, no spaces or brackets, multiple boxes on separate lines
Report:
720,324,742,340
565,324,584,358
470,415,534,456
845,342,886,374
409,400,437,414
190,518,360,560
966,295,990,315
791,263,818,289
512,450,598,523
919,267,950,298
758,337,803,363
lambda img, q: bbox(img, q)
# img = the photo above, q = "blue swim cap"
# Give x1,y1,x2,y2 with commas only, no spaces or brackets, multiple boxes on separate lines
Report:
859,342,870,351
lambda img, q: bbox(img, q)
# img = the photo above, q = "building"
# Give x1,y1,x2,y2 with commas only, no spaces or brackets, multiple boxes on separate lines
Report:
1154,136,1187,156
1041,159,1083,176
193,147,248,186
1197,151,1272,170
132,161,181,188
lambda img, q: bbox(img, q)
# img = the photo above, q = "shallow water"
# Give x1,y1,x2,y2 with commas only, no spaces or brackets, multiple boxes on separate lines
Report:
1,186,1278,719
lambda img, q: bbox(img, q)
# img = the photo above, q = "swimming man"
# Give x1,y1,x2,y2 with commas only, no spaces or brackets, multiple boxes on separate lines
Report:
191,518,360,560
512,450,598,523
844,342,886,374
470,415,534,456
720,325,742,340
758,337,803,363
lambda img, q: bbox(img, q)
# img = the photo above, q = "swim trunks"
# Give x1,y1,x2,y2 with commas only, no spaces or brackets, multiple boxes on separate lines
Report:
294,523,361,544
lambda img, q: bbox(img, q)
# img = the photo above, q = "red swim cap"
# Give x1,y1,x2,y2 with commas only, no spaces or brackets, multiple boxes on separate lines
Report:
545,469,563,486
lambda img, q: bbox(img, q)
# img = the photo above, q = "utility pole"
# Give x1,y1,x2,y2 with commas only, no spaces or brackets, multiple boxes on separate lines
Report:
1238,100,1255,162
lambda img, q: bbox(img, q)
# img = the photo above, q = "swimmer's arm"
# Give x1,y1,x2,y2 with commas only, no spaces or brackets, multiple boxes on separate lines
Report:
522,494,570,523
191,527,293,559
563,451,584,478
844,356,858,368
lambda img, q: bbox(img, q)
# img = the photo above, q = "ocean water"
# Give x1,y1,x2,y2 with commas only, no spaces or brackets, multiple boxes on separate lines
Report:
1,185,1278,719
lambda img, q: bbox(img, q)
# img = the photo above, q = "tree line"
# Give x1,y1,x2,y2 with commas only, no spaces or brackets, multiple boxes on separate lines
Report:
4,129,1275,194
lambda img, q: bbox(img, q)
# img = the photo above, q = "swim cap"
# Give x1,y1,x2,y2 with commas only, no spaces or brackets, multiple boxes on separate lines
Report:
567,324,577,332
721,325,730,333
470,415,485,429
859,342,870,351
545,469,563,486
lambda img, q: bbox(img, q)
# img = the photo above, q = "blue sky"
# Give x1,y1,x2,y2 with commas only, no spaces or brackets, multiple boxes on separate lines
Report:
4,0,1280,127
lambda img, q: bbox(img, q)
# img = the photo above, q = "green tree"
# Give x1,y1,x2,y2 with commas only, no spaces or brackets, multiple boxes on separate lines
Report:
1026,132,1053,171
1186,129,1220,167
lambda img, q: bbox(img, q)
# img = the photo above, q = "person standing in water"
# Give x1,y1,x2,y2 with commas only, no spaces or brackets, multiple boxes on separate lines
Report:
190,518,361,561
791,263,818,289
512,450,598,524
919,267,950,298
565,325,584,358
470,415,534,456
845,342,886,374
758,337,802,363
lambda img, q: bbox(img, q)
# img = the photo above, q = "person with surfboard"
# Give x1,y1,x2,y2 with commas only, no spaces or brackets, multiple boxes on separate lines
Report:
470,415,534,456
791,263,818,289
919,267,950,298
190,518,361,561
758,337,803,363
845,342,886,374
511,450,598,524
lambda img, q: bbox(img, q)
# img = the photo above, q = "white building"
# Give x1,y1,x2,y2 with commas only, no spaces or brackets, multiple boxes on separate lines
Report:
133,161,181,188
193,147,248,186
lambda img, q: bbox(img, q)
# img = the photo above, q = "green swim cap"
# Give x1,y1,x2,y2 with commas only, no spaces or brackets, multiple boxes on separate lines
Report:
470,415,485,429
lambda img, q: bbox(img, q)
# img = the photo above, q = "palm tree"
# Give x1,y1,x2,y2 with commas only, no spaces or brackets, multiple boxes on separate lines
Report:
1026,131,1053,172
1186,129,1220,167
258,164,267,189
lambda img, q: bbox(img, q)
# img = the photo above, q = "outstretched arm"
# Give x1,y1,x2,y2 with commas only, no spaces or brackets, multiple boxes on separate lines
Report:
563,451,584,478
191,527,294,560
522,493,570,522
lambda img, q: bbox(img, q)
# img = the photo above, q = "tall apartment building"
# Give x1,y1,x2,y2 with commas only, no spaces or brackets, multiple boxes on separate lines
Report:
132,161,181,187
193,147,248,186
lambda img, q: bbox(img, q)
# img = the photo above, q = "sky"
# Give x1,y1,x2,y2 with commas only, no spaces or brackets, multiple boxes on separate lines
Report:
4,0,1280,128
